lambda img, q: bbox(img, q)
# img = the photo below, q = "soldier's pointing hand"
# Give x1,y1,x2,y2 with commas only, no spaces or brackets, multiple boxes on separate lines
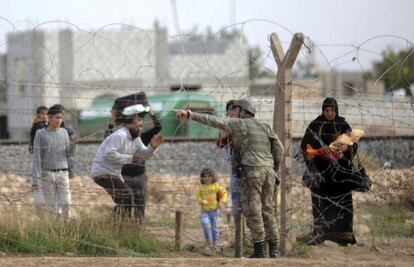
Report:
172,109,191,120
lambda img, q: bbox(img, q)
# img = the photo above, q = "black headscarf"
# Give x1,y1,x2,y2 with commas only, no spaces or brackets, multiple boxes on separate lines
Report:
301,97,351,153
321,97,339,114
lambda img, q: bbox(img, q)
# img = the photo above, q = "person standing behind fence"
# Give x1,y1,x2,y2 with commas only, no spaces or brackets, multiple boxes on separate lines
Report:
216,100,242,225
104,107,162,221
61,120,80,179
31,104,76,219
91,104,163,217
30,105,80,177
29,106,48,153
29,106,49,212
196,168,228,251
174,99,284,258
298,97,358,245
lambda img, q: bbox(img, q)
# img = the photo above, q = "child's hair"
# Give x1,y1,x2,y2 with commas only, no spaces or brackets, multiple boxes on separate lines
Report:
200,168,217,184
36,106,48,114
48,104,65,116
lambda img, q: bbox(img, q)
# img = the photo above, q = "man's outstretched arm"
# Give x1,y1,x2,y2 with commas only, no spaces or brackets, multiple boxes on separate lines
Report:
173,109,232,132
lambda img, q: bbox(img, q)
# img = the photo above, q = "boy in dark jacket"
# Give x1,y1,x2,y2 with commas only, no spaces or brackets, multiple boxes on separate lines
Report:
29,106,48,153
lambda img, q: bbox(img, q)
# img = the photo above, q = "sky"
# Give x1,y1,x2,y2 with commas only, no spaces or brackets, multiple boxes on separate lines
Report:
1,0,413,71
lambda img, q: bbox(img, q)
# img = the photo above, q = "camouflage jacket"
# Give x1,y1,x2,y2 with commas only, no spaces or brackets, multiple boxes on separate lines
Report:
192,113,284,170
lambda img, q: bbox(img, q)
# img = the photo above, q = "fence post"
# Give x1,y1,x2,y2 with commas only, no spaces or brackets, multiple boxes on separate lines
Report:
175,210,182,252
270,32,304,256
226,211,232,225
234,213,243,258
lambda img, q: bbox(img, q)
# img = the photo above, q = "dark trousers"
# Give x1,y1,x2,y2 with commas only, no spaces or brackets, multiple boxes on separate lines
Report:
93,175,134,217
124,173,148,219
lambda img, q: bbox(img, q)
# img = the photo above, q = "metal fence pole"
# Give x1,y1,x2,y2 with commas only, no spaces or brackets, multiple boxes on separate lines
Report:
175,210,182,252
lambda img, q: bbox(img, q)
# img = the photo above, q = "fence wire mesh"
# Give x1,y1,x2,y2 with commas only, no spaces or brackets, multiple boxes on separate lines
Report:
0,18,413,259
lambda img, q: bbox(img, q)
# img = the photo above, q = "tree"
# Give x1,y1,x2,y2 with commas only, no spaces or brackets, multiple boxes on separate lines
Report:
248,46,273,79
370,48,414,96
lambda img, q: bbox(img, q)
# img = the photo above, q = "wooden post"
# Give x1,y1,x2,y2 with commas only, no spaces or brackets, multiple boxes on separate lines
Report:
226,212,232,225
234,213,243,258
270,32,304,256
175,211,182,252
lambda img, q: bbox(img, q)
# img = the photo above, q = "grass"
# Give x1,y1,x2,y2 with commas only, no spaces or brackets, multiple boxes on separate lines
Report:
354,150,382,173
357,204,414,238
150,216,176,228
289,242,312,257
0,214,174,256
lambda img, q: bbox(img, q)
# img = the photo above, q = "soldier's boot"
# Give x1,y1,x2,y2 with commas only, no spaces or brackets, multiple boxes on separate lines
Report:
268,240,279,258
249,242,265,258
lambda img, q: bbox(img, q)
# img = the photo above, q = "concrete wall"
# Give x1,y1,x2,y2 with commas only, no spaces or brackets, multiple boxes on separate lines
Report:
6,31,46,140
42,31,61,107
1,138,412,178
251,96,414,138
70,29,168,109
0,54,7,114
169,39,250,86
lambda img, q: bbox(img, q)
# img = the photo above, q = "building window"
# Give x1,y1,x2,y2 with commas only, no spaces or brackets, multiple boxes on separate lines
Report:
15,58,27,95
0,115,9,139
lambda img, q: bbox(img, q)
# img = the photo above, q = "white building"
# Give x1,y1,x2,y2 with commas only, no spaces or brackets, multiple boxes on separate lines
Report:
0,53,7,138
3,27,252,140
5,26,169,139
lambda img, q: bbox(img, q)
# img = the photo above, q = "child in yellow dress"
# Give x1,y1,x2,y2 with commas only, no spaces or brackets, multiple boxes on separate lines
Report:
196,168,228,249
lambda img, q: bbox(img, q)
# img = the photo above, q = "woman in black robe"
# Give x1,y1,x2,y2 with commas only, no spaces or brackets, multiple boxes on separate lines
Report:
299,97,357,245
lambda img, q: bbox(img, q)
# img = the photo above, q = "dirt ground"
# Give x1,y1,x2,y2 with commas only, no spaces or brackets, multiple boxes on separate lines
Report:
1,172,413,266
0,237,413,267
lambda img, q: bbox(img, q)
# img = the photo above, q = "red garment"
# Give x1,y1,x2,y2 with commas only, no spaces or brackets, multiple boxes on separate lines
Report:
216,133,233,149
306,144,341,161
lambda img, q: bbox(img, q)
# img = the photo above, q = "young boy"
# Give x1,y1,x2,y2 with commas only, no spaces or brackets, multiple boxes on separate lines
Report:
29,106,48,153
32,104,76,218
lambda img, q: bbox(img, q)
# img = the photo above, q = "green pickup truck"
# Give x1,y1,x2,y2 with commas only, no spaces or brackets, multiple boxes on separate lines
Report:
77,92,223,138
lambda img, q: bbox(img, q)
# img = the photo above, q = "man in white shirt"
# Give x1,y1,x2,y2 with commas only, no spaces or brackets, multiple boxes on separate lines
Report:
91,104,163,217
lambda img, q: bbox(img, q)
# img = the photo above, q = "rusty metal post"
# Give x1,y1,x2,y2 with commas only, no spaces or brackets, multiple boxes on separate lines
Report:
175,210,182,252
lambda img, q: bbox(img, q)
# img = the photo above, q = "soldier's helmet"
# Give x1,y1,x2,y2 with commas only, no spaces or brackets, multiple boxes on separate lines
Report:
234,99,255,116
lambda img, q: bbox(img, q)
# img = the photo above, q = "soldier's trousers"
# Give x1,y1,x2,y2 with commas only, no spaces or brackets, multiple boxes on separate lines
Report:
240,166,278,243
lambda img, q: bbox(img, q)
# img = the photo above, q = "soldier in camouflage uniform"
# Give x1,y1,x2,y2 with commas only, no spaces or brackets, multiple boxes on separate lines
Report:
174,99,284,258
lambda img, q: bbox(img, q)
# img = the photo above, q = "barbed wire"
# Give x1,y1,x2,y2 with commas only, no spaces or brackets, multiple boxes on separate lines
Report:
0,17,413,258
